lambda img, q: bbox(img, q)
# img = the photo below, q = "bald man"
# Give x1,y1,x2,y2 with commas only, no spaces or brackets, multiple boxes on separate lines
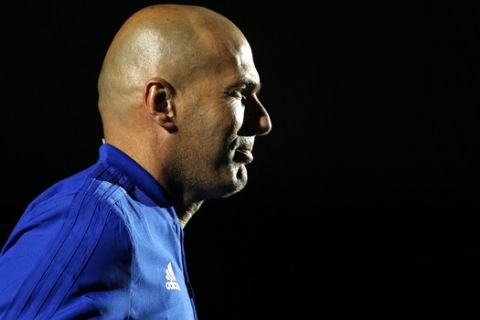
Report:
0,4,271,319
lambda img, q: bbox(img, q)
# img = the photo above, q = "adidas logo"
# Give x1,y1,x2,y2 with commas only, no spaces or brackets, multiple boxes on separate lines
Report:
165,262,181,291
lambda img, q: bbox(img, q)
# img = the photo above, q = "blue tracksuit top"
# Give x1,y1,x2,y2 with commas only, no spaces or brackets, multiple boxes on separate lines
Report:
0,143,197,319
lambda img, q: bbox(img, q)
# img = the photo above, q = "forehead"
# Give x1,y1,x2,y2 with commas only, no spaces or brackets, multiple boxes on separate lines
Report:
211,41,260,87
233,44,260,84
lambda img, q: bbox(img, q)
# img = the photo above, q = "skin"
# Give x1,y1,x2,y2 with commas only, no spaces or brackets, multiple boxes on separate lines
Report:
98,4,271,227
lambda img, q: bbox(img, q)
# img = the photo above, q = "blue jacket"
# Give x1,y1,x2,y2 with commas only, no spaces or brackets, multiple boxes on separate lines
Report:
0,144,197,319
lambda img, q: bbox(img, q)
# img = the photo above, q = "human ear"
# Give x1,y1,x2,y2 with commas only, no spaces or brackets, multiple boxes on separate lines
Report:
145,78,178,133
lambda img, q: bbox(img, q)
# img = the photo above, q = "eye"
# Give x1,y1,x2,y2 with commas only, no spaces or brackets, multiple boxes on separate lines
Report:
235,91,247,101
226,90,247,101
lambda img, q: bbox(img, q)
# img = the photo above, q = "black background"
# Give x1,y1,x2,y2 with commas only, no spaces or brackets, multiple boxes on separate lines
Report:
2,1,479,318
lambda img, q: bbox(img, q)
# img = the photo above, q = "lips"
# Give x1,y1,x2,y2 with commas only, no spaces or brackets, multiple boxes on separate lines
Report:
233,147,253,164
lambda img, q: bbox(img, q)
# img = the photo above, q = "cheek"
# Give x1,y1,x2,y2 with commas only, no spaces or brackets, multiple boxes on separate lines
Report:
217,103,244,137
205,103,244,137
232,106,244,131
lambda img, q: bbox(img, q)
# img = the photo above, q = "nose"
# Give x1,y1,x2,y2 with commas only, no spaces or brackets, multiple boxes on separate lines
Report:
239,95,272,136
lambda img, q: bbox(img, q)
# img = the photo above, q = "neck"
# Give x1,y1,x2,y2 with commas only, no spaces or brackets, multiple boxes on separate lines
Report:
103,137,204,227
174,200,203,228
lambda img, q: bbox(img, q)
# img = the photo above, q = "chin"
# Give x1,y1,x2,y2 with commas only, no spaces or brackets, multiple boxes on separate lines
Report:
226,165,249,196
220,181,246,198
213,165,248,199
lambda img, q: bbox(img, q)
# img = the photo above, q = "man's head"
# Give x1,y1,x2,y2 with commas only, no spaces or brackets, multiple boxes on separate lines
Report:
98,4,271,207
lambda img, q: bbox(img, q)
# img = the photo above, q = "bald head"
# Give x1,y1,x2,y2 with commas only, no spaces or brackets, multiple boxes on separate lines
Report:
98,5,247,126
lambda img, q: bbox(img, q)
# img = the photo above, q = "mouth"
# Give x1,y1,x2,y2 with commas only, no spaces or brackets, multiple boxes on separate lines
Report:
233,147,253,164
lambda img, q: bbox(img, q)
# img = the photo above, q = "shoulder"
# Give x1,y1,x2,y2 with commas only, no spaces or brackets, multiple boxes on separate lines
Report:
4,164,133,247
30,163,134,212
1,162,135,263
0,163,135,319
1,162,140,270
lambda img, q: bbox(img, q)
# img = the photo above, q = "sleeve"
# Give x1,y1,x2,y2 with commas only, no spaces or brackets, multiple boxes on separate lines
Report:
0,181,132,320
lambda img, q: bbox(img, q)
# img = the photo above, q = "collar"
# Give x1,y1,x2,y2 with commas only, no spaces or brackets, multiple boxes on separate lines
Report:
98,143,171,207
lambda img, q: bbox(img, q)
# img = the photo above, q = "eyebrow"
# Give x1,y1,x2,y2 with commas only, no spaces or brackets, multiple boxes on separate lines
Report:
227,78,262,94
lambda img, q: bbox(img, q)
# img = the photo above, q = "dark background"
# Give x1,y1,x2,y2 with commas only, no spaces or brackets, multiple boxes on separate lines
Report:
2,1,479,318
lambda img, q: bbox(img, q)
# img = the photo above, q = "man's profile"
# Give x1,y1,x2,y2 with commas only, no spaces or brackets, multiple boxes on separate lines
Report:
0,4,271,319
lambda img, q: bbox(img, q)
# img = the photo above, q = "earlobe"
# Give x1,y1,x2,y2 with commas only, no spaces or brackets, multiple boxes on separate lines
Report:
145,79,178,133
